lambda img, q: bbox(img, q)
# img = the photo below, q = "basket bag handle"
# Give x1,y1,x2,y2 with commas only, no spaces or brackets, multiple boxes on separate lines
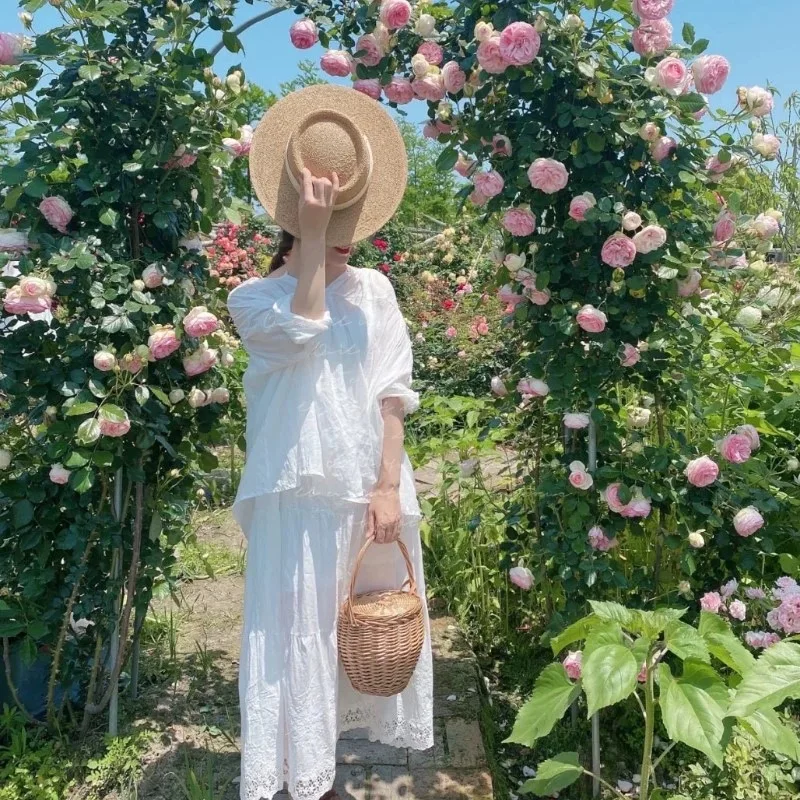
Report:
345,536,418,626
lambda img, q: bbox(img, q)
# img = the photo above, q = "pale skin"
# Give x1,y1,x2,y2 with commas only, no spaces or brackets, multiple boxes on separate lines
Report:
271,167,405,545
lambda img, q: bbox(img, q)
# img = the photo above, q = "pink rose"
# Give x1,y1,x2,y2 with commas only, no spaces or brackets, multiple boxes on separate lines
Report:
93,351,116,371
601,233,637,268
289,19,318,50
745,631,781,649
569,192,596,221
3,285,51,315
622,212,642,231
39,196,74,234
0,33,23,66
355,34,383,67
412,74,445,102
752,213,780,239
677,270,702,297
142,263,165,289
735,424,760,451
445,326,457,338
473,170,504,199
717,433,752,464
492,134,512,157
49,464,71,485
477,35,508,74
455,153,477,177
632,18,672,56
469,189,489,207
603,483,627,514
502,207,536,237
563,651,582,680
739,86,774,118
210,387,230,404
588,526,618,552
620,489,652,518
654,57,688,93
380,0,412,30
499,21,541,66
734,506,764,537
638,122,660,142
713,211,736,243
417,41,443,65
569,461,594,491
517,377,549,399
183,306,219,338
222,125,254,158
773,597,800,635
148,326,181,360
498,285,525,306
576,304,607,333
633,0,674,20
18,276,52,298
120,353,144,375
384,76,414,104
684,455,719,488
422,122,439,141
525,287,551,306
729,600,747,621
491,376,508,397
745,587,767,600
527,158,568,194
563,412,590,430
353,79,382,101
692,55,730,95
442,61,466,94
183,344,218,377
650,135,677,161
509,566,534,590
633,225,667,254
620,343,641,367
706,154,733,175
320,50,353,78
99,417,131,438
700,592,723,614
752,133,780,159
720,578,738,598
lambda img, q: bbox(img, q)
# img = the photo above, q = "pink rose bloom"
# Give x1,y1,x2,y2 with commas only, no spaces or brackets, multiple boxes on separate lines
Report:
469,189,489,207
620,489,652,518
0,33,23,66
491,376,508,397
620,343,641,367
93,350,116,372
442,61,467,94
700,592,723,614
142,263,165,289
183,344,218,377
412,74,445,102
473,170,504,199
692,55,730,95
525,287,551,306
569,461,594,491
184,306,219,338
320,50,353,78
576,304,607,333
650,135,677,161
569,192,596,221
49,464,71,485
99,417,131,438
739,86,774,118
745,631,781,649
633,0,674,20
603,483,627,514
492,134,512,157
455,153,477,177
477,35,508,74
728,600,747,621
654,57,688,93
622,212,642,231
563,412,590,430
633,225,667,254
210,387,230,404
632,19,672,57
384,76,414,104
528,158,568,194
718,433,752,464
752,133,780,159
563,651,582,680
601,233,637,268
685,455,719,488
289,19,318,50
497,284,525,306
713,211,736,243
148,326,181,360
353,79,382,101
706,155,733,176
39,196,74,234
588,526,617,552
3,286,51,315
752,213,780,239
720,578,738,598
745,587,767,600
735,424,760,451
733,506,764,537
120,353,144,375
517,377,549,399
677,270,702,297
422,122,440,140
774,596,800,634
18,276,51,298
499,21,541,66
380,0,412,30
502,207,536,237
509,566,534,590
445,326,457,338
355,34,383,67
639,122,660,142
417,41,443,65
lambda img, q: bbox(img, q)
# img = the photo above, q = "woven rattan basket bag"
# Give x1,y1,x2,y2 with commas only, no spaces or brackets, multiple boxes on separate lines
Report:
337,537,425,697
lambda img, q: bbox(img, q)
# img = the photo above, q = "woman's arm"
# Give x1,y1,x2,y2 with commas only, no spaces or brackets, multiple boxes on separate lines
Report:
368,396,406,544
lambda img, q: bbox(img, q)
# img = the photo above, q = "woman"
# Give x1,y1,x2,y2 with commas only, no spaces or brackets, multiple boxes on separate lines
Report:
227,85,433,800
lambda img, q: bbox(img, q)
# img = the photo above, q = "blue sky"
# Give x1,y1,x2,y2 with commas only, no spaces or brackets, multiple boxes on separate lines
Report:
1,1,797,128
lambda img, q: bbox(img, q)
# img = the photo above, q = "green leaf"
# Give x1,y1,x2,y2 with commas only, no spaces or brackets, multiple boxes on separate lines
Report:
741,708,800,761
659,661,729,768
699,612,755,674
665,620,710,663
76,418,101,445
676,94,707,114
70,467,94,494
78,64,102,81
727,642,800,718
550,614,602,655
436,147,459,172
588,600,636,628
692,38,710,55
122,162,142,173
99,404,127,423
504,664,582,745
519,752,583,796
66,401,98,417
12,499,34,528
150,386,171,406
638,608,687,638
586,132,605,153
222,31,242,53
583,644,638,716
682,22,696,45
135,385,150,406
99,208,119,227
64,452,89,468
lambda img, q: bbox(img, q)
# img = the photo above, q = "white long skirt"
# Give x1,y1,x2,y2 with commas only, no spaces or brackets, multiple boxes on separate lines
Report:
238,490,434,800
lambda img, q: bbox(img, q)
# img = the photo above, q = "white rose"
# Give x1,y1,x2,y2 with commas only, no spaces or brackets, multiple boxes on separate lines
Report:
787,457,800,472
415,13,437,38
622,212,642,231
168,389,185,404
688,531,705,549
504,253,526,272
628,407,651,428
734,306,762,328
187,388,208,408
562,14,583,31
0,449,11,469
411,54,431,78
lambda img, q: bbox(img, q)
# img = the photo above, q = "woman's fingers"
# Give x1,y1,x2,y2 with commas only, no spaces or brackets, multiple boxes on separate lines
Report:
301,167,315,204
365,508,376,541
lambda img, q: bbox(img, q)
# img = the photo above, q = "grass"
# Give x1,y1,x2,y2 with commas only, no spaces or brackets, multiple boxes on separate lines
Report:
173,539,246,581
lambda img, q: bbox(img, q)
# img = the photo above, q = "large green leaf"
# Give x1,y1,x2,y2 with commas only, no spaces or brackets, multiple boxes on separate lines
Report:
550,614,601,655
740,708,800,761
698,612,755,674
727,643,800,718
519,752,583,796
504,664,581,745
588,600,636,628
665,620,710,663
659,661,730,767
583,644,638,716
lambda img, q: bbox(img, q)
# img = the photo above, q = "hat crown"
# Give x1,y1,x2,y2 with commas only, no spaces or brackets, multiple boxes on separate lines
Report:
286,110,372,208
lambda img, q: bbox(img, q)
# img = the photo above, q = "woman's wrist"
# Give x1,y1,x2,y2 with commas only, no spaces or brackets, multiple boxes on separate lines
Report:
374,478,400,492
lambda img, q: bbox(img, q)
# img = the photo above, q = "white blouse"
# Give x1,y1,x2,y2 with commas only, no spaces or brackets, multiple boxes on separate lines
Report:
227,265,422,531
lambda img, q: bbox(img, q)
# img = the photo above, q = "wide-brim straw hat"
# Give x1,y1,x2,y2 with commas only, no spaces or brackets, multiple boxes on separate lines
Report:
249,84,408,247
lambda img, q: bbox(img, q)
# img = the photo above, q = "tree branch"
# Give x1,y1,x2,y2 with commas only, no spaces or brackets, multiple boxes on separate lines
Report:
210,7,288,59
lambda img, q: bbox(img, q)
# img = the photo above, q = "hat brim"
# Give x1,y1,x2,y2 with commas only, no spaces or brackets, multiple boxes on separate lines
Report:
249,84,408,248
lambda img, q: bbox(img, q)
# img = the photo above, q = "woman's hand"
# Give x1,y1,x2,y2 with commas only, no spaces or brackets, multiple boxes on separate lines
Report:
298,167,339,241
366,486,402,544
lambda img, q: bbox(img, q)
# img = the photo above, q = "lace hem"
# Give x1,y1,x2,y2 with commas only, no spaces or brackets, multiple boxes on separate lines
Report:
241,765,338,800
339,705,434,751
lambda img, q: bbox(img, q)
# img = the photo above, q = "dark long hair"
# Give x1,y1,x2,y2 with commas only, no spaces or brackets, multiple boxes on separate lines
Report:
269,230,295,273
